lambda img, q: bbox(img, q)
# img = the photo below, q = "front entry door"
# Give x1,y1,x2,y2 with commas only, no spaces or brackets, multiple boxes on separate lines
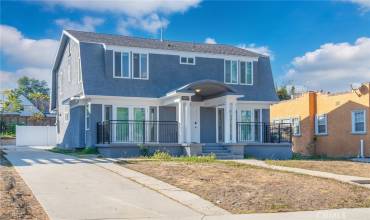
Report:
191,103,200,143
217,108,224,143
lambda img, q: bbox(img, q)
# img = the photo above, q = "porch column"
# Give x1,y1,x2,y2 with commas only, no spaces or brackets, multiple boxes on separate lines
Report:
224,101,230,143
185,101,192,143
231,102,237,143
177,101,184,144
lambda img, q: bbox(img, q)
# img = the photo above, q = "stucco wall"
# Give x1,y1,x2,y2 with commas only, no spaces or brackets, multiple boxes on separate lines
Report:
270,93,314,155
270,84,370,158
315,86,370,157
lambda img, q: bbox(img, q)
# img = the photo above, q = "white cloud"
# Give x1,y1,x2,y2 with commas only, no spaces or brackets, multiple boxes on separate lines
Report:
0,25,57,90
237,43,274,60
0,25,58,68
41,0,200,35
204,37,216,44
55,16,105,32
0,68,52,90
344,0,370,12
283,37,370,92
117,14,169,35
43,0,201,17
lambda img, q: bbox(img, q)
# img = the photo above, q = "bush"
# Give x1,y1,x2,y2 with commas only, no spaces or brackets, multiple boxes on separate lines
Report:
174,154,216,163
151,151,172,160
139,145,150,157
79,147,98,155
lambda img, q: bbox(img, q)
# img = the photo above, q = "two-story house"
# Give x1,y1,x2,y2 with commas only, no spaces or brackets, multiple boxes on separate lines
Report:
51,30,291,159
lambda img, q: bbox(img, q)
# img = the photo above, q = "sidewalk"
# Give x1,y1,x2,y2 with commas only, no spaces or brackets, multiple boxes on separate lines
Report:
233,159,370,189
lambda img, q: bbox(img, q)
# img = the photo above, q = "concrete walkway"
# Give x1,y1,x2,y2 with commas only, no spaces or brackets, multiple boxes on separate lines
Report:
234,159,370,189
3,146,223,220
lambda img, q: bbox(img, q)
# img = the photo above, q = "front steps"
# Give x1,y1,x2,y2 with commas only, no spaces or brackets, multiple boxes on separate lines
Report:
202,144,244,160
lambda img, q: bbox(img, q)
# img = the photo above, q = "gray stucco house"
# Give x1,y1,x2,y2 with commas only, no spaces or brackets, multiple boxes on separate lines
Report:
51,30,291,159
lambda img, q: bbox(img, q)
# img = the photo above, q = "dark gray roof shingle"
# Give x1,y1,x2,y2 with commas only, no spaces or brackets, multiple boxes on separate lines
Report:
66,30,262,58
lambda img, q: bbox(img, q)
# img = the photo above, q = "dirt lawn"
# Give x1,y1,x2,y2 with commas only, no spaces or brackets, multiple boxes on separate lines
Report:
0,150,49,220
120,160,370,214
266,160,370,178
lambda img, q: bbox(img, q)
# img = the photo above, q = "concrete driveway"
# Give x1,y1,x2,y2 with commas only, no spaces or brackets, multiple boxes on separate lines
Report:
3,146,204,220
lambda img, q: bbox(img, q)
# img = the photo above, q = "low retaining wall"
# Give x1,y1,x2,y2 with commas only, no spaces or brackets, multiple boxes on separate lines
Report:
245,143,292,160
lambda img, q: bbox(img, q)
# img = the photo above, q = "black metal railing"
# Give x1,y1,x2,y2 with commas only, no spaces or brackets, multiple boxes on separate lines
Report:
236,122,292,143
97,120,178,144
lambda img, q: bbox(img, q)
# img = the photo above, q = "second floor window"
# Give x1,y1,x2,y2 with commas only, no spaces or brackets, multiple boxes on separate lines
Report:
352,110,366,133
133,53,148,79
225,60,238,84
315,114,327,135
240,61,253,85
114,51,130,78
180,56,195,65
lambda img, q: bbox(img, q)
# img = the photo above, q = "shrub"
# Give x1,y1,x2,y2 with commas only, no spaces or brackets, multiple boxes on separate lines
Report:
79,147,98,155
151,151,172,160
174,154,216,163
139,145,150,157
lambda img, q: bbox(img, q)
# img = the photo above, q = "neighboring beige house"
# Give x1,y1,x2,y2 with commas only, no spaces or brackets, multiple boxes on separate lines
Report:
271,83,370,158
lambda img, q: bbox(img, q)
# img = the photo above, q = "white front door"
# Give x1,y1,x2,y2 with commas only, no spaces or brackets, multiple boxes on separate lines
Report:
190,103,200,143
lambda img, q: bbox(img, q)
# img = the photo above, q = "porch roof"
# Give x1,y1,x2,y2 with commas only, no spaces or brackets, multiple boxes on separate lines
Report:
172,80,241,100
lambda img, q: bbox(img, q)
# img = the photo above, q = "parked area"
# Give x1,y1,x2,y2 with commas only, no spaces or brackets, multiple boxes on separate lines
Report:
266,160,370,178
0,150,49,219
119,159,370,214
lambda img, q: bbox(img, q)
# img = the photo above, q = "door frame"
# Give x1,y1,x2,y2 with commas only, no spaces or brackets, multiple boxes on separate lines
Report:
216,107,225,143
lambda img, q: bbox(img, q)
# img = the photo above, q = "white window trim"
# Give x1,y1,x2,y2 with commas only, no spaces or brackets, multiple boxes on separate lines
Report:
67,60,71,82
224,59,239,85
85,103,90,131
291,117,301,136
78,57,82,84
239,61,253,86
351,110,367,134
179,56,196,65
132,52,149,80
113,51,131,79
315,114,328,135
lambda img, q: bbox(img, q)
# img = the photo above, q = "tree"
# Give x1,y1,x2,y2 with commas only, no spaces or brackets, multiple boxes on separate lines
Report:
17,76,49,97
2,90,23,113
290,86,296,97
29,92,49,113
16,76,50,113
276,86,291,101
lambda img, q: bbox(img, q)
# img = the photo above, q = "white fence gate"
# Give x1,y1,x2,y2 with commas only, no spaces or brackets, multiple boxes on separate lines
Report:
16,126,56,146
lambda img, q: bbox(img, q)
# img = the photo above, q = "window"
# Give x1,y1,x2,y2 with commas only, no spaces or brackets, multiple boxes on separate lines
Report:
292,118,301,136
224,60,238,84
85,104,90,130
352,110,366,133
67,60,71,82
114,51,130,78
78,57,82,84
64,111,69,122
240,61,253,85
133,53,148,79
59,71,63,95
315,114,327,135
179,56,195,65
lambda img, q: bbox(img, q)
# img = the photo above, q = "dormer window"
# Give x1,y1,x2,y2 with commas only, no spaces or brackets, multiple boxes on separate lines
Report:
180,56,195,65
114,51,130,78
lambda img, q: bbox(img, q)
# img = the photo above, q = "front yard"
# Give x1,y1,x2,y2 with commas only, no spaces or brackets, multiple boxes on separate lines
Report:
119,159,370,214
266,160,370,178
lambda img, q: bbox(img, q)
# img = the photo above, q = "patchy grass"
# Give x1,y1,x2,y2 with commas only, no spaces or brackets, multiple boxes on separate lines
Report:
266,160,370,178
149,151,216,163
0,150,49,219
119,160,370,214
49,147,99,157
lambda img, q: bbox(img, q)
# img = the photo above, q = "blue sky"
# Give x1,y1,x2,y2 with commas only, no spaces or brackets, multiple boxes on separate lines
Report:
1,0,369,91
